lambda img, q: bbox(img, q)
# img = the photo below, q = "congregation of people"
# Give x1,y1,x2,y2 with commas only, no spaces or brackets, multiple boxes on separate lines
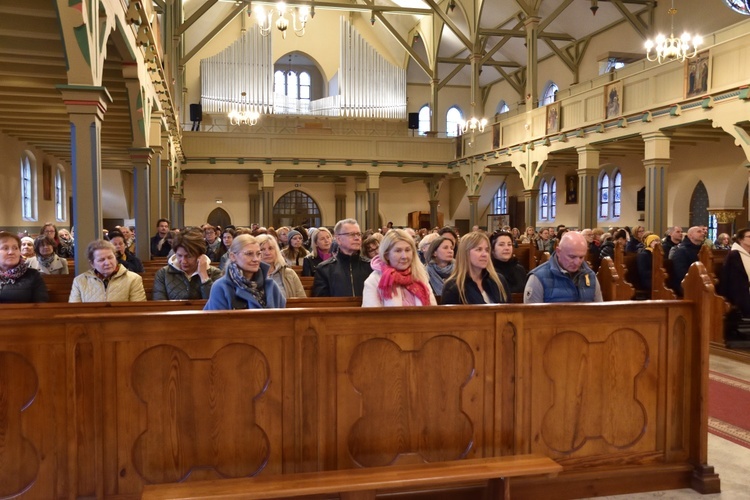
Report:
1,217,747,337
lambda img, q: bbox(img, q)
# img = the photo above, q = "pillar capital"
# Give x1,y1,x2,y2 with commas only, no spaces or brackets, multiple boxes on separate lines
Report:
129,147,154,164
57,85,112,120
708,208,744,224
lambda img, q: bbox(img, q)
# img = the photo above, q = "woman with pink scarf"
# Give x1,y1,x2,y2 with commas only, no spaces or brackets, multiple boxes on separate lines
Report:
362,229,436,307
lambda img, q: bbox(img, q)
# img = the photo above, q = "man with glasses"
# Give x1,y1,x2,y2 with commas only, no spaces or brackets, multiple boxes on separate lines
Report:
312,218,372,297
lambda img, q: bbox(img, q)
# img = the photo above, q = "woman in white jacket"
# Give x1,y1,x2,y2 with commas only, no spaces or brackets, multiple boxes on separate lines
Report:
362,229,436,307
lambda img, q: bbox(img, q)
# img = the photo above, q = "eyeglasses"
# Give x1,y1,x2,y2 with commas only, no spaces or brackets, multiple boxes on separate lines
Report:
337,232,362,238
237,251,262,258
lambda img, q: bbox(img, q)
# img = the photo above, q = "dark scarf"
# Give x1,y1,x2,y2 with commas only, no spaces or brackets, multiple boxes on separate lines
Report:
0,260,29,286
227,262,266,307
38,253,56,269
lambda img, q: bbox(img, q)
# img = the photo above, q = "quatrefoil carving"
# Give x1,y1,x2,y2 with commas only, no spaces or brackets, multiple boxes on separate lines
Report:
347,336,475,467
132,344,270,483
0,352,40,498
541,329,648,454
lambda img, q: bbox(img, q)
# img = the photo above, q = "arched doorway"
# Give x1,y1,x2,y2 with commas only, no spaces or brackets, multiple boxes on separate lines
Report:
207,207,231,229
273,190,321,228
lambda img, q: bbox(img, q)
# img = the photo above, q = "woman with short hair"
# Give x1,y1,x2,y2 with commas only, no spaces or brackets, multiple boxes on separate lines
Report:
302,227,334,276
27,235,69,274
69,240,145,302
0,231,48,303
362,229,436,307
153,228,223,300
441,232,510,305
257,234,306,298
20,236,35,260
219,228,236,270
204,234,286,310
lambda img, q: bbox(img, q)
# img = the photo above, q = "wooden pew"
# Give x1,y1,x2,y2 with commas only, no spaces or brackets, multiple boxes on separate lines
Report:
0,300,207,320
142,455,562,500
596,240,635,301
0,290,719,499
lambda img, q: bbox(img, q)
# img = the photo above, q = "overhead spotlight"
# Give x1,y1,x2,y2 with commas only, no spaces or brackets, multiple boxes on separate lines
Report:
370,11,375,25
448,0,456,12
590,0,599,15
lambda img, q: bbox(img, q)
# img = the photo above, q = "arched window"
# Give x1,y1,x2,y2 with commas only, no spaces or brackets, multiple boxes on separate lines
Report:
599,173,610,219
274,69,310,102
612,171,622,218
55,165,66,222
418,105,430,136
446,106,463,138
496,101,509,115
540,82,558,107
708,214,718,243
20,152,37,221
492,182,508,214
273,189,322,228
538,178,557,221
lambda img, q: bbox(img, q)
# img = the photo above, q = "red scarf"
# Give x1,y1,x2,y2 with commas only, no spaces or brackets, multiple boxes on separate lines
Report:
377,260,431,306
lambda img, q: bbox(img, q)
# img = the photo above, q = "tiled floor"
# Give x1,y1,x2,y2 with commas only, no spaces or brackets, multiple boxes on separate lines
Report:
581,354,750,499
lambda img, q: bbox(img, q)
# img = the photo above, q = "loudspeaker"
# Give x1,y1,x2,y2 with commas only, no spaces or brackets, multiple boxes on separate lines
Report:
190,103,202,122
408,112,419,129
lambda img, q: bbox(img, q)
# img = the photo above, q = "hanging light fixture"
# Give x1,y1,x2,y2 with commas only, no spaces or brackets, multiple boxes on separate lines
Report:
461,116,487,134
644,0,702,63
228,92,260,126
254,2,310,39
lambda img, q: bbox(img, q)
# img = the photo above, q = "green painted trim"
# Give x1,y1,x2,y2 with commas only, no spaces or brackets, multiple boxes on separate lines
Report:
73,24,91,68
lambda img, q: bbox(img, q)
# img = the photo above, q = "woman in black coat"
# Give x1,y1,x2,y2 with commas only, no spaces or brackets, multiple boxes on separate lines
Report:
441,231,510,305
490,230,527,294
0,231,49,303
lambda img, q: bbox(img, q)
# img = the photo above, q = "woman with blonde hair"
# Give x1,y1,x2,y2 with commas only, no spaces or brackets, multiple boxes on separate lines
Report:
441,232,510,305
302,227,334,276
257,234,306,298
362,229,436,307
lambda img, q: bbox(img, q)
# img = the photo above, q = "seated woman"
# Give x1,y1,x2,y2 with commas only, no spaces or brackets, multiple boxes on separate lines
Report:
425,236,454,296
203,224,224,263
715,233,731,250
153,228,223,300
257,234,306,299
626,225,646,253
490,230,527,294
302,228,334,276
281,229,309,267
635,234,661,294
362,229,436,307
360,234,381,261
69,240,145,302
204,234,286,310
107,230,144,273
0,231,49,303
27,236,69,275
599,229,628,261
417,232,439,264
519,226,536,245
219,228,236,271
441,232,510,305
20,236,35,260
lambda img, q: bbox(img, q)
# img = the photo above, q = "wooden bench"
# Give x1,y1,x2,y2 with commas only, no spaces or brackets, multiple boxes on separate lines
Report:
141,455,562,500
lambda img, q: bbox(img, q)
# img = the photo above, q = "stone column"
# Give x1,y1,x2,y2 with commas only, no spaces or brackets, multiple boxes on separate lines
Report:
355,178,367,228
576,146,600,229
524,16,540,111
58,85,111,274
177,197,186,228
248,180,260,226
130,147,153,262
468,195,480,228
425,175,444,229
160,135,170,219
642,132,671,237
428,78,439,136
366,173,380,232
523,189,539,229
335,182,347,222
260,170,275,228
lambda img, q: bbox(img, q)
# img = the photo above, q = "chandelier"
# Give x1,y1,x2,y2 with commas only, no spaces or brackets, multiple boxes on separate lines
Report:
228,93,260,125
461,116,487,134
254,2,311,39
644,0,702,63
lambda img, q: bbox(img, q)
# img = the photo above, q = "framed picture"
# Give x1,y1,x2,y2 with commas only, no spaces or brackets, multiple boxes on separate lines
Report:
487,214,509,233
565,174,578,205
546,101,560,134
604,80,623,119
685,51,710,99
492,123,500,149
42,163,52,201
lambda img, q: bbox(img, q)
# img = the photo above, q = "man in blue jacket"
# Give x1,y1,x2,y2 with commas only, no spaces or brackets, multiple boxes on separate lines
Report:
669,226,704,297
524,231,602,303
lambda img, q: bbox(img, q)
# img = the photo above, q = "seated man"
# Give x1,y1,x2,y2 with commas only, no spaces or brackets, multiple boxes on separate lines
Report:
312,218,372,297
524,231,602,303
669,226,704,297
150,218,172,258
108,229,144,273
